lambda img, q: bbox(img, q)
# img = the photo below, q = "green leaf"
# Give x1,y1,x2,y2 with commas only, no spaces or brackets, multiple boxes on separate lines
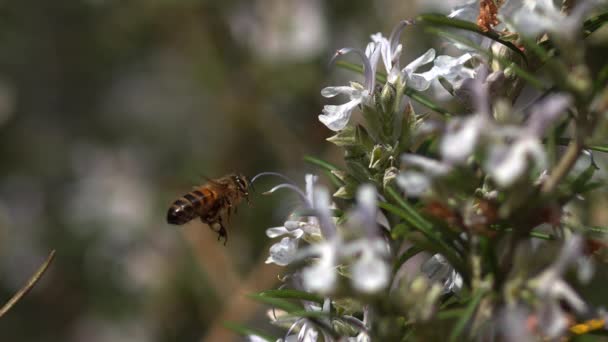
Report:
258,289,324,304
580,225,608,235
380,188,467,278
437,308,466,320
385,187,432,231
247,294,303,313
327,126,357,147
424,27,546,90
557,138,608,153
280,310,333,320
404,87,451,116
223,321,277,341
594,63,608,93
304,155,339,171
571,161,599,194
584,11,608,37
416,13,528,64
449,290,484,341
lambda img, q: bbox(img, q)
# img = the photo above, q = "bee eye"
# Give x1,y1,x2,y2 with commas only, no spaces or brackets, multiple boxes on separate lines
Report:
235,176,247,193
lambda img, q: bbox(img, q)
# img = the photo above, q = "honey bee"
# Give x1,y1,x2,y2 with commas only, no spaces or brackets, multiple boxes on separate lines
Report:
167,173,250,244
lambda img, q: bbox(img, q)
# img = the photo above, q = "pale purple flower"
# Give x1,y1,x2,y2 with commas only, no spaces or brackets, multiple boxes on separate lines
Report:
345,185,390,293
265,174,322,266
274,299,333,342
420,254,463,294
319,47,378,131
440,114,488,163
508,0,607,41
530,236,591,338
369,21,437,89
348,237,390,293
299,185,390,294
398,154,453,197
299,186,340,294
485,94,571,187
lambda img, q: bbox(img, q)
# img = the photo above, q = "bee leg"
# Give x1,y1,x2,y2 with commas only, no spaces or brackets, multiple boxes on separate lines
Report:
217,219,228,246
204,218,220,233
225,198,233,223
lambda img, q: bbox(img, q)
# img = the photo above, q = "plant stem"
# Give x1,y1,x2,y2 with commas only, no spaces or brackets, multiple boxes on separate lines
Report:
541,137,583,193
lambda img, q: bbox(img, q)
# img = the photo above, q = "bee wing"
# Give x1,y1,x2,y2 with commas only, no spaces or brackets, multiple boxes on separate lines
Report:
191,175,224,189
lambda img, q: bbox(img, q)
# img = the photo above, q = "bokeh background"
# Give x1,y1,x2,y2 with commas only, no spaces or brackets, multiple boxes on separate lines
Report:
0,1,606,341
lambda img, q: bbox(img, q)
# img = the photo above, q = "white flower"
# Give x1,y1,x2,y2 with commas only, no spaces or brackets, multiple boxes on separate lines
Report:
266,236,299,266
299,186,340,293
264,174,322,266
397,171,432,197
345,185,390,293
319,82,370,131
440,114,487,164
485,94,571,187
420,254,463,294
247,335,271,342
398,154,452,197
529,236,591,338
299,184,390,294
508,0,607,41
402,48,438,91
319,47,379,131
301,239,339,294
349,238,390,293
486,136,546,187
369,21,439,90
428,53,476,96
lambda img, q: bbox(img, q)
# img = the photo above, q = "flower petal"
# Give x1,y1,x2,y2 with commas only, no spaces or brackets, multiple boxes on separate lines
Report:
404,48,436,74
266,226,289,238
266,237,298,266
321,86,358,98
440,115,485,163
406,73,432,91
401,154,451,175
302,259,336,294
397,171,431,197
487,137,546,187
318,98,361,131
420,254,463,294
351,250,389,293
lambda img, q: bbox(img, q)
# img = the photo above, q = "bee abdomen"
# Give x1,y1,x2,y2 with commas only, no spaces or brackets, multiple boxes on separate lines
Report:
167,188,218,225
167,198,196,225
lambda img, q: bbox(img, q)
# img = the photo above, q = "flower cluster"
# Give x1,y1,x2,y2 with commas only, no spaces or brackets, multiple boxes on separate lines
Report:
243,1,608,341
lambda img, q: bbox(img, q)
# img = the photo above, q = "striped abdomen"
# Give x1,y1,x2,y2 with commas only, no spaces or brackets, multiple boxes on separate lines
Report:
166,187,219,225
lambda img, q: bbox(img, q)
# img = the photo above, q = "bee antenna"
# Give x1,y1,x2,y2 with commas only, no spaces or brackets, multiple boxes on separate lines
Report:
250,172,296,185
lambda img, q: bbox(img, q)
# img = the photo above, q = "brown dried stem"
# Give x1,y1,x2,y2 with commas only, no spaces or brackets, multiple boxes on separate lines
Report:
0,250,56,318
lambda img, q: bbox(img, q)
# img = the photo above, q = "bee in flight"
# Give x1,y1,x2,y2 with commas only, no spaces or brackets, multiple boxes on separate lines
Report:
167,173,250,244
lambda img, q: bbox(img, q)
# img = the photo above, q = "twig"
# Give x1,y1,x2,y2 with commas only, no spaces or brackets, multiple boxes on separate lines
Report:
201,254,281,342
541,137,583,193
0,250,56,318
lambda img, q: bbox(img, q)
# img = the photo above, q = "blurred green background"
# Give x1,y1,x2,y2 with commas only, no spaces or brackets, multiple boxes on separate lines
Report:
0,1,440,341
0,1,606,341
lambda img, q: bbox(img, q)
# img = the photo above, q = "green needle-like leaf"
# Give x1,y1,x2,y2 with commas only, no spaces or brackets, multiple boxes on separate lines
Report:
304,155,339,171
247,294,303,313
449,290,485,341
416,13,528,64
258,289,324,304
223,321,277,341
584,11,608,37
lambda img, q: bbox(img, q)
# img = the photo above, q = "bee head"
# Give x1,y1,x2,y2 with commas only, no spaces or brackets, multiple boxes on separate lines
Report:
234,174,250,195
